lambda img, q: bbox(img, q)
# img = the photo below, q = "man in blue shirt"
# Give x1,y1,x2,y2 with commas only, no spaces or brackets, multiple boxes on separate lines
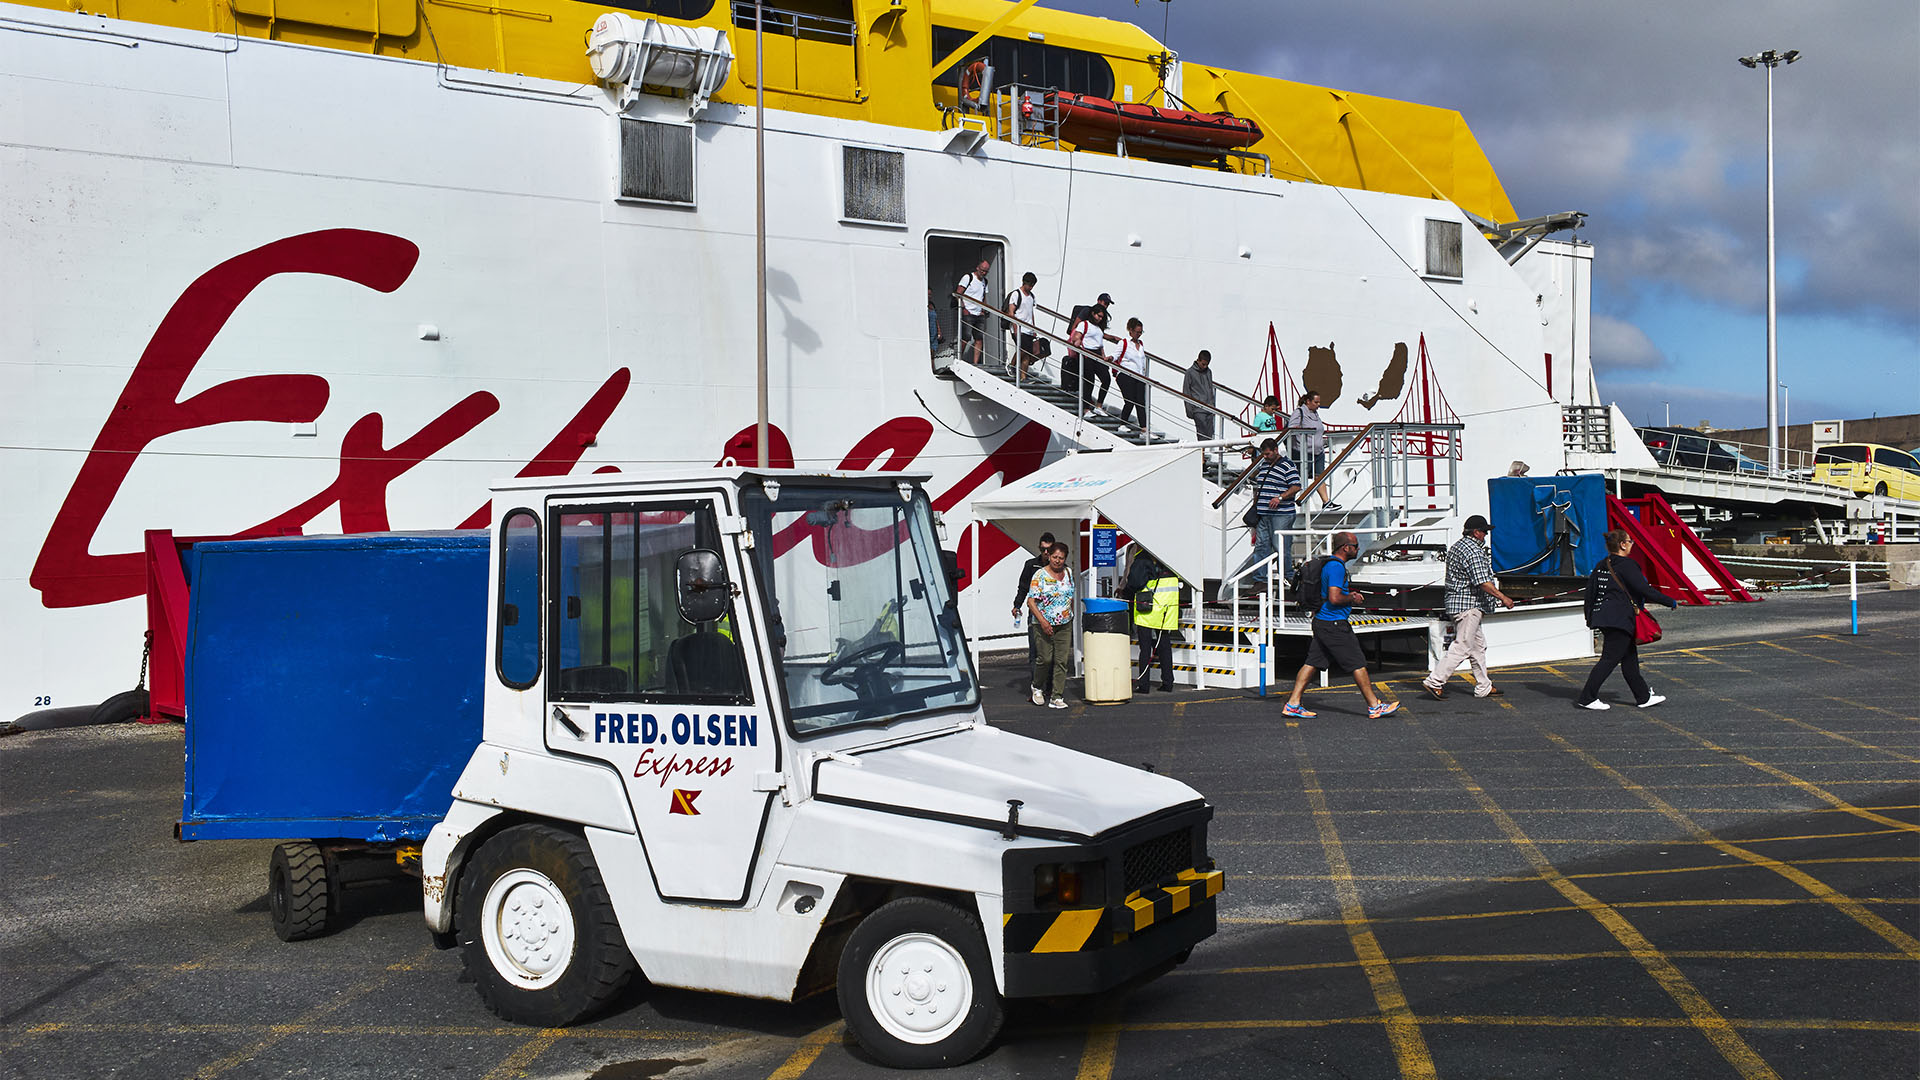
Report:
1282,531,1400,718
1220,438,1299,602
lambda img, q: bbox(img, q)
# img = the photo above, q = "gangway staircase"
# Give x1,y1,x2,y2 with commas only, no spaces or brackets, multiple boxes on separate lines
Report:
946,360,1178,450
1608,492,1757,604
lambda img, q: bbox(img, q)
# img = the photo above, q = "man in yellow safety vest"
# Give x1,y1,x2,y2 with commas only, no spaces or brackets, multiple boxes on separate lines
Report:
1127,550,1182,694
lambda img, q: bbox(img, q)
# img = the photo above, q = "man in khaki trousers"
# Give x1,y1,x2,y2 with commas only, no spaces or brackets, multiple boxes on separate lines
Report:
1422,515,1515,700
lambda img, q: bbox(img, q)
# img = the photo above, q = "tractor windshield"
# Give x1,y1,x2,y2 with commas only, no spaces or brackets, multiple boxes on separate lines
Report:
742,481,977,733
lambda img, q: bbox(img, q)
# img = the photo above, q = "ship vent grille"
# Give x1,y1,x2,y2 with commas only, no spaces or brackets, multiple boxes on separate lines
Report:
842,146,906,226
1424,218,1463,280
619,119,696,206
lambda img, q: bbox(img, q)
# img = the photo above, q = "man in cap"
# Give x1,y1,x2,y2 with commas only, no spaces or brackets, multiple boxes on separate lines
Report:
1421,514,1515,700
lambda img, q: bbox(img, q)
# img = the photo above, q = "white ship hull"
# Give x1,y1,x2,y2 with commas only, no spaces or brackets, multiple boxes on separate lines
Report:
1,6,1595,717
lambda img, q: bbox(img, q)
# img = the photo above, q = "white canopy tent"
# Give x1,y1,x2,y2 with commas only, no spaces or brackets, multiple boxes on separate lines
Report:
970,445,1209,593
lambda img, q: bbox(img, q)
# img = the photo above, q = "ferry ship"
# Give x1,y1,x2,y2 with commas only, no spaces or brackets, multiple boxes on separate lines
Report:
2,0,1605,718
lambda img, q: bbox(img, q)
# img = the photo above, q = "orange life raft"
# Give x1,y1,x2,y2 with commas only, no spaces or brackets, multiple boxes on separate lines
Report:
1048,92,1262,155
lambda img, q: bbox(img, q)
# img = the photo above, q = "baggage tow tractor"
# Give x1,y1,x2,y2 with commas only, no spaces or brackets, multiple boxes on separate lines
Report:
419,469,1222,1067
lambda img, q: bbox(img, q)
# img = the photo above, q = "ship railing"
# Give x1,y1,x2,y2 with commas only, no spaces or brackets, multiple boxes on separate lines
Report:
992,84,1065,149
956,291,1253,461
730,1,857,45
1214,422,1462,592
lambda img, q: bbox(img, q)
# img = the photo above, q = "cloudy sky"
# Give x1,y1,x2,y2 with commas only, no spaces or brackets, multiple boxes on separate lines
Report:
1049,0,1920,431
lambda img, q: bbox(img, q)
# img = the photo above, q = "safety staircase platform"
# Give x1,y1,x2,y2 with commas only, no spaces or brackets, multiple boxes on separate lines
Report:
947,359,1179,449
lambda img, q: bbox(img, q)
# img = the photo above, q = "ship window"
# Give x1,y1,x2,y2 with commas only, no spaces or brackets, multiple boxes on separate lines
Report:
1424,218,1464,280
732,0,856,45
930,26,1115,99
842,146,906,226
604,0,715,19
619,118,696,206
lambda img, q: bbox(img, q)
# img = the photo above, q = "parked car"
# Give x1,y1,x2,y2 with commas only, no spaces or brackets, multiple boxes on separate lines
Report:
1811,443,1920,500
1637,426,1768,474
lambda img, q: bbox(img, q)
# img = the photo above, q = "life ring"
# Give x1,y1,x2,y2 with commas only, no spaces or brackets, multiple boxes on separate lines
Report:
959,60,986,105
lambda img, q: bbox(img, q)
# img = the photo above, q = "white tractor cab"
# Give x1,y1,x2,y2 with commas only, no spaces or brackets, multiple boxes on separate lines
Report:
421,468,1222,1067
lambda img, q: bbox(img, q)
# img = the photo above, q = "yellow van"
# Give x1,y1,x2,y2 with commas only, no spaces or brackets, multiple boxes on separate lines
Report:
1812,443,1920,500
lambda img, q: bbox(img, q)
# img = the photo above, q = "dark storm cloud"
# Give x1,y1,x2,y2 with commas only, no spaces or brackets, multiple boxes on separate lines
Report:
1047,0,1920,329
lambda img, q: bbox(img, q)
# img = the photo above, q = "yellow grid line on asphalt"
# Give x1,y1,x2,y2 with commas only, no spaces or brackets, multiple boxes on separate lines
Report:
1112,1015,1920,1033
1523,663,1920,834
190,946,438,1080
764,1020,842,1080
1286,723,1438,1080
1213,828,1915,846
1809,634,1912,660
1192,757,1920,775
1543,729,1920,959
1214,805,1920,817
0,971,155,1053
1201,780,1920,796
1072,1003,1126,1080
1676,649,1920,750
1186,949,1915,977
482,1029,567,1080
1224,897,1920,927
1411,724,1783,1080
1231,856,1920,886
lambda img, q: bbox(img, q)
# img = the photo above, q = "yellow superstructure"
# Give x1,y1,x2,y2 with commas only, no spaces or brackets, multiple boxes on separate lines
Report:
26,0,1515,221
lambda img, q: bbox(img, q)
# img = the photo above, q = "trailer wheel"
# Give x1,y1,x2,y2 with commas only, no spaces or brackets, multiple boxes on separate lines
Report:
457,824,635,1027
268,842,331,942
837,897,1003,1068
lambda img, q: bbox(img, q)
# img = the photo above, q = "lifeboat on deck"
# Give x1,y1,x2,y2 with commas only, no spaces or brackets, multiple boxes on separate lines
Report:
1048,91,1262,157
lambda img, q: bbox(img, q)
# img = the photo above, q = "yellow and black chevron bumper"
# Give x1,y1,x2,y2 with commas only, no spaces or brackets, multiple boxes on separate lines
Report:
1001,866,1224,997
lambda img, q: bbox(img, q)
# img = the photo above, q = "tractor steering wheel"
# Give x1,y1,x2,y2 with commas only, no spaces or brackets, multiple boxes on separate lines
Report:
819,640,907,688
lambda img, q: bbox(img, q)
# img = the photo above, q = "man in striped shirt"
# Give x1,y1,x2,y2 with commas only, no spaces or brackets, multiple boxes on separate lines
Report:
1221,438,1300,601
1421,514,1515,700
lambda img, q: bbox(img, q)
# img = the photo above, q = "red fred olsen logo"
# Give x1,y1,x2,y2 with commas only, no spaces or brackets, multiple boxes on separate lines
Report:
669,789,702,816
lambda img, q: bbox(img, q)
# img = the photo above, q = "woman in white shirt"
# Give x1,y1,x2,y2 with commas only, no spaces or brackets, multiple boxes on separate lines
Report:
1113,317,1150,431
1069,307,1111,416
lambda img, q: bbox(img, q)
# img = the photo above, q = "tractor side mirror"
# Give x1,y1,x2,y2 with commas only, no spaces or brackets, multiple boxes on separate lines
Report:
677,549,731,625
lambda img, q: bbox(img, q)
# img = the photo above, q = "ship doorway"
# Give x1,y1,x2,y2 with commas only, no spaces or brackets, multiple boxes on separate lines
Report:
927,235,1006,375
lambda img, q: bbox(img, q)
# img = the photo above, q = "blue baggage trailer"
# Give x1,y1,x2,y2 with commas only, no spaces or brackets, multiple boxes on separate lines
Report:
178,531,490,939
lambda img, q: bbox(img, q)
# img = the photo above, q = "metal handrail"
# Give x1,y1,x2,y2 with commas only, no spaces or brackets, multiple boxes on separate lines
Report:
730,1,856,44
958,290,1248,441
1031,302,1269,418
1293,422,1380,506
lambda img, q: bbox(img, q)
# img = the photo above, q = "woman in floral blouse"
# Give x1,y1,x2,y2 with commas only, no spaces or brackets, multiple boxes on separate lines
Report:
1025,543,1076,709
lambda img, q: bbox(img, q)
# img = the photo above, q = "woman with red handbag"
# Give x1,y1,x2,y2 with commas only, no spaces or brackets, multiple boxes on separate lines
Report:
1576,528,1680,710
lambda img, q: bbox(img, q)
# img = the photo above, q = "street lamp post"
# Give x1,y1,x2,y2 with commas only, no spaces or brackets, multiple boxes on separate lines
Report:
1739,47,1799,477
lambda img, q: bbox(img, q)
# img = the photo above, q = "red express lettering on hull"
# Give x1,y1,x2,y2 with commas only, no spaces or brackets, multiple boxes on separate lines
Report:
32,231,1055,611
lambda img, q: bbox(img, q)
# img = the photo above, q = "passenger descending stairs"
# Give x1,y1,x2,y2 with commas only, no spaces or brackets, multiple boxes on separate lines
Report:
946,360,1180,449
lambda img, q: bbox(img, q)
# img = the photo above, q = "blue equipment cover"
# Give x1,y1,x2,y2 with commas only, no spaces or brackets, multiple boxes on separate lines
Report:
180,531,490,842
1487,474,1607,578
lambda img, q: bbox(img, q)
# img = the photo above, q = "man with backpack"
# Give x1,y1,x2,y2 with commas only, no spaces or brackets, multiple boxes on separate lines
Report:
1005,271,1040,380
1282,532,1400,719
956,258,991,367
1126,549,1182,694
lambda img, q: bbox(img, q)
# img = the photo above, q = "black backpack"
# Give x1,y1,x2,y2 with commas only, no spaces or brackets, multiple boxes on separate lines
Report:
1288,555,1338,612
1069,302,1093,325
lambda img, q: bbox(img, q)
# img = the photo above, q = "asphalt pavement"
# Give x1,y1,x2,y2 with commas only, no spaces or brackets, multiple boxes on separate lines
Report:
2,588,1915,1080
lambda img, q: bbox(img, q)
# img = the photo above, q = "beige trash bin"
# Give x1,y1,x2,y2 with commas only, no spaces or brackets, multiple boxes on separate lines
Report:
1080,598,1134,704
